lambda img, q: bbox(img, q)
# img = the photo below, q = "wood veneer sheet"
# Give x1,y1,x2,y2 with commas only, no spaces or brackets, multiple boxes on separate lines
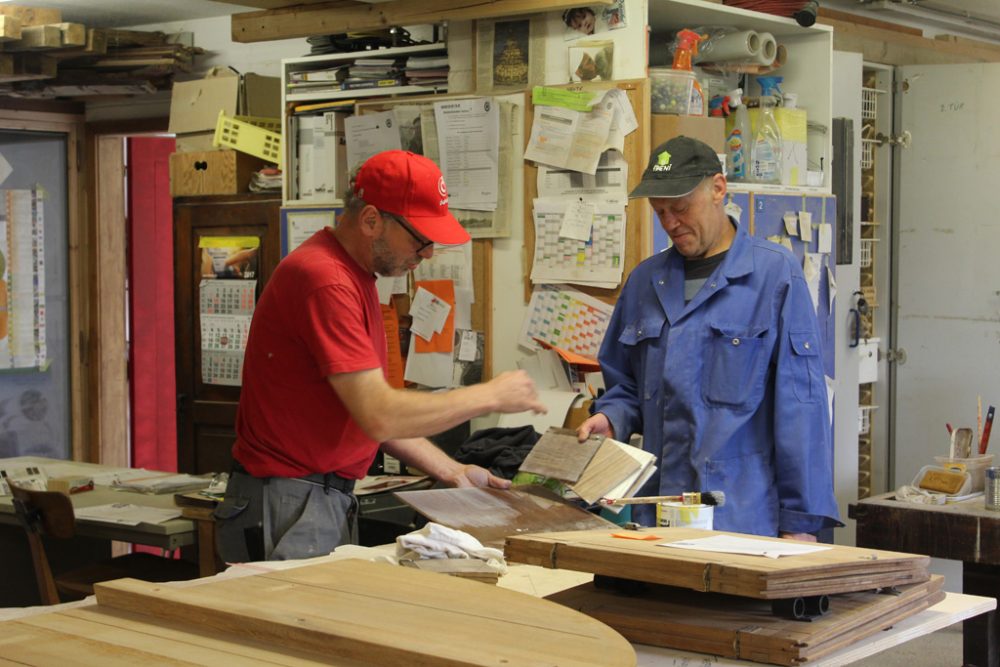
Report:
518,427,602,482
395,485,616,549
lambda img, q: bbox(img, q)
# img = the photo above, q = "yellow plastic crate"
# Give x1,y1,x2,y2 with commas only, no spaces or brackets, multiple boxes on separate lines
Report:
213,110,282,168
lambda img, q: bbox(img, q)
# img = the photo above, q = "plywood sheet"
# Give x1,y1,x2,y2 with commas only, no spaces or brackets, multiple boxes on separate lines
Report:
519,427,602,481
90,559,635,667
505,528,930,599
567,438,642,504
548,576,945,666
395,486,616,548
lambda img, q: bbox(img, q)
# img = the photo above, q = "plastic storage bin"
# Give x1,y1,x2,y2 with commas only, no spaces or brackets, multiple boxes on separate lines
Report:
934,454,994,494
650,67,696,115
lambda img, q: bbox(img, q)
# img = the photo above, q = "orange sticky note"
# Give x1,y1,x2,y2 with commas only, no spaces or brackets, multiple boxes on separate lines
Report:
611,532,661,541
381,302,405,388
414,279,455,354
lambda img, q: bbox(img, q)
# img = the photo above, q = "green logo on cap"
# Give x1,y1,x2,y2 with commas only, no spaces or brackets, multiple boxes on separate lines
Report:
652,150,673,173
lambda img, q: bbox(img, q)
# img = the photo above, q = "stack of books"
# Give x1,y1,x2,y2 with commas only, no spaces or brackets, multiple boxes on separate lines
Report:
404,54,449,87
336,57,406,90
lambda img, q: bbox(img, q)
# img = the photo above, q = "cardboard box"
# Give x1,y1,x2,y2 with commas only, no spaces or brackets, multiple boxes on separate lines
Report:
651,114,725,153
169,149,266,197
169,68,280,153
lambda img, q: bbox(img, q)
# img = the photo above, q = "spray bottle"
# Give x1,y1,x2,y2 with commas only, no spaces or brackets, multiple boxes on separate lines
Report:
673,29,707,116
726,88,750,182
750,75,783,184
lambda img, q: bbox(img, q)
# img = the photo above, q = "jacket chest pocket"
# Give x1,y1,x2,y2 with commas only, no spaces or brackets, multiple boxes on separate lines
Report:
703,323,769,410
618,316,665,398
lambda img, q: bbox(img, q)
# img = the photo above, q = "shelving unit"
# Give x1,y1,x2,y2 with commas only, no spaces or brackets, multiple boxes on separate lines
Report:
281,42,449,206
648,0,833,194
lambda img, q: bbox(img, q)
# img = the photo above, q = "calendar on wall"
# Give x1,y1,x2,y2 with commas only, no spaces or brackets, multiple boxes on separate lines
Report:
199,278,256,386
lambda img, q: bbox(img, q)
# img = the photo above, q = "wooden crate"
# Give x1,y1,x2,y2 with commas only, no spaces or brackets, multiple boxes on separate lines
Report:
169,149,263,197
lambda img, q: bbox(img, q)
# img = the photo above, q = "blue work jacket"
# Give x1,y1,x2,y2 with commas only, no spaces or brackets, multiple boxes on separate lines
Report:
595,219,841,536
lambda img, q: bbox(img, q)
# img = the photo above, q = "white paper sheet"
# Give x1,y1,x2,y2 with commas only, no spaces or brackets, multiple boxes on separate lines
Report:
434,97,499,211
375,274,408,305
413,243,474,294
818,222,832,253
75,503,182,526
345,111,401,173
520,284,614,359
524,96,615,175
403,334,453,388
530,196,625,288
803,252,822,313
497,390,583,433
659,535,833,559
286,210,335,254
409,286,452,341
537,149,628,197
799,210,813,242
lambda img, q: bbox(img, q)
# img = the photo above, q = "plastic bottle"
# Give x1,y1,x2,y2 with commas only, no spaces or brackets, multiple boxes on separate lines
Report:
750,76,783,184
726,88,750,182
672,29,707,116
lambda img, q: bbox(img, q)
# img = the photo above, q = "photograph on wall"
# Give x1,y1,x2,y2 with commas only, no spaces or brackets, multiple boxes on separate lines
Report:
562,2,625,40
568,42,614,82
199,236,260,280
492,20,529,89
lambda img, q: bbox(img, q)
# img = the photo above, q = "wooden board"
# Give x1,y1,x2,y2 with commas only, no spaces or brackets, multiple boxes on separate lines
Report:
567,438,642,504
63,559,634,667
504,528,931,599
394,486,616,548
519,427,602,481
548,576,945,666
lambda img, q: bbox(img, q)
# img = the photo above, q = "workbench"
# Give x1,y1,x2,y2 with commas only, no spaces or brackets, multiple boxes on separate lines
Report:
1,544,991,666
850,492,1000,667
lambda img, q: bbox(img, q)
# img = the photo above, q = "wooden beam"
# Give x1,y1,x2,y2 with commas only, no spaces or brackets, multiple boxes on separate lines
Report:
92,28,169,48
820,15,1000,65
54,22,87,47
3,24,62,50
231,0,612,43
0,53,57,81
212,0,334,7
0,16,22,42
0,5,61,27
818,7,922,37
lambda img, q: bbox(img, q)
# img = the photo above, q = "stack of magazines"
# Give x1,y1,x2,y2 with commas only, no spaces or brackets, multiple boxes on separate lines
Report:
403,54,449,87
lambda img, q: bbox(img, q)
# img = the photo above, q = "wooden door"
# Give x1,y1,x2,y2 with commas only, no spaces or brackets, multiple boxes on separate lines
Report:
174,195,281,474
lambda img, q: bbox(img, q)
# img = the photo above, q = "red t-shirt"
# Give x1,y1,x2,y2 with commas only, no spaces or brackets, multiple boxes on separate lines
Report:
233,230,387,479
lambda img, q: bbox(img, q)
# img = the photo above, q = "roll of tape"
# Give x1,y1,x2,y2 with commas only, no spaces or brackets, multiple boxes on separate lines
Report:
754,32,777,66
696,29,760,63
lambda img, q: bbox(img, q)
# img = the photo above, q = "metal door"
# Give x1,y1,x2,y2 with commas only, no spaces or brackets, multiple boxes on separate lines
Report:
892,63,1000,487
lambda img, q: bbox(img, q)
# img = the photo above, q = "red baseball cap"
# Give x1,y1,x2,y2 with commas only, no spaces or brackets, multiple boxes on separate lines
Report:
354,150,470,245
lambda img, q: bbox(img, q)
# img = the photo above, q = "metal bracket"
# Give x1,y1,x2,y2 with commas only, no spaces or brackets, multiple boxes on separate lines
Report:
875,130,912,149
885,348,908,365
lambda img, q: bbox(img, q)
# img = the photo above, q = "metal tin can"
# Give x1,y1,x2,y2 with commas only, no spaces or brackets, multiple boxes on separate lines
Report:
985,467,1000,511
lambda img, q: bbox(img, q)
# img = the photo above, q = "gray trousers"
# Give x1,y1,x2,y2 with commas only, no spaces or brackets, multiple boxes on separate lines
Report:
214,470,358,562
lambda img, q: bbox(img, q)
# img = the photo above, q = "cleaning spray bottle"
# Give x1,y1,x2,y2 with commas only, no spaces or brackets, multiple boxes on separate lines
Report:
672,29,707,116
726,88,750,182
751,76,783,184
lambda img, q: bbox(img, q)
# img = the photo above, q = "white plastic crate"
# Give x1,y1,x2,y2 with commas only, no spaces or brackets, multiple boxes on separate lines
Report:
858,405,878,435
861,138,877,170
861,87,885,121
859,237,878,268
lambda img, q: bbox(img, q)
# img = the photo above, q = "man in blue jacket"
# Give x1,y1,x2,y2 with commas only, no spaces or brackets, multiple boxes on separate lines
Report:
577,136,840,540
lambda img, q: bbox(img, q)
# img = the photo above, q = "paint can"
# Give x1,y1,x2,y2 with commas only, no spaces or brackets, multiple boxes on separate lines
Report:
985,466,1000,511
657,502,714,529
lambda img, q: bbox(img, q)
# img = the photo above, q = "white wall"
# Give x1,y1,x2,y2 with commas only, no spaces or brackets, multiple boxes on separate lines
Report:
831,50,863,546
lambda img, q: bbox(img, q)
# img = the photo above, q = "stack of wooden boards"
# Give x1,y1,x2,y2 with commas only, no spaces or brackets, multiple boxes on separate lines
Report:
506,527,942,665
0,4,200,98
0,558,636,666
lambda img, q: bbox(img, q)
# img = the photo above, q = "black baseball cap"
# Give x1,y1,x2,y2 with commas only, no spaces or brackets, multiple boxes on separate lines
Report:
629,136,723,199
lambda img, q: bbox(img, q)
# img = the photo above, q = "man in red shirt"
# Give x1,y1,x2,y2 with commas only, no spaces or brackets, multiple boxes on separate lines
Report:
216,150,546,561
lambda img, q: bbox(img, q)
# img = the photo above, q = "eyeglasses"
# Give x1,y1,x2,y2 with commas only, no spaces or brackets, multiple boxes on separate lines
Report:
381,210,434,254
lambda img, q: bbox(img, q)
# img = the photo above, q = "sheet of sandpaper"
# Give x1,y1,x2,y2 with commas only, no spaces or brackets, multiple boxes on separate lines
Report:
518,428,603,482
393,486,617,549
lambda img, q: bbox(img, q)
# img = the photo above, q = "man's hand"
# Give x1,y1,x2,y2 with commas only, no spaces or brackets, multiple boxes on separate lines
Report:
486,370,547,415
779,532,817,542
441,464,511,490
577,412,614,441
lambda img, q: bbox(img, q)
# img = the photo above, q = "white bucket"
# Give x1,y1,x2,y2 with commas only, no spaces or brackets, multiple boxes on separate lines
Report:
657,502,714,530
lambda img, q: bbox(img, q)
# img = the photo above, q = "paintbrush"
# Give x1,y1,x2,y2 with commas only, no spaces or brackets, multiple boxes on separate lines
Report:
599,490,726,507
